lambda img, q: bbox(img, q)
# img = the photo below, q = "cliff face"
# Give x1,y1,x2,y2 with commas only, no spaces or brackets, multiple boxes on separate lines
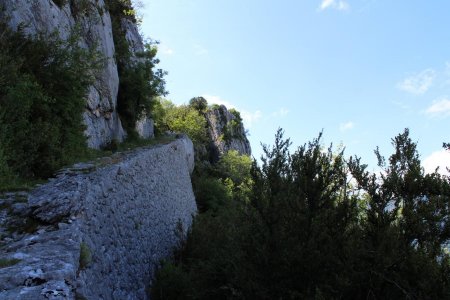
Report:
0,136,196,299
205,105,252,162
0,0,151,148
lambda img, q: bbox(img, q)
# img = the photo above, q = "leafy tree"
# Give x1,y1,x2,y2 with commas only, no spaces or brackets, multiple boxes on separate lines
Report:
348,128,450,299
152,129,361,299
215,150,253,203
217,150,252,185
247,129,360,298
189,97,208,113
164,105,208,145
117,42,168,134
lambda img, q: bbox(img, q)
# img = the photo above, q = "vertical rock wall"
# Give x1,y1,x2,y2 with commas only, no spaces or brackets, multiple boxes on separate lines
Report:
205,105,252,162
0,0,153,148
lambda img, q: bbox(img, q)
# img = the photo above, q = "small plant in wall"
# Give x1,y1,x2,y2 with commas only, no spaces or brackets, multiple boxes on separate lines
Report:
79,242,92,270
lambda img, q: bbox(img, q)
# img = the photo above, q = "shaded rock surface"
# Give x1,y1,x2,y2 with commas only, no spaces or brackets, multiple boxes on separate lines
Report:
0,136,197,299
205,105,252,162
0,0,152,148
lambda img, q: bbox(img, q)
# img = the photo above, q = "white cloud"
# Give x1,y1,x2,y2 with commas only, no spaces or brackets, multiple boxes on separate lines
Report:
425,98,450,117
271,107,290,117
423,149,450,175
319,0,350,11
202,95,262,128
241,110,262,128
159,43,174,55
202,95,235,109
397,69,436,95
193,44,208,56
339,121,354,132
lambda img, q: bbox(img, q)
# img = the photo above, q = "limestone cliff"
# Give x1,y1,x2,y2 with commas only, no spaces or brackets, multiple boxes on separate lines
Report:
0,0,152,148
0,136,197,299
205,105,252,162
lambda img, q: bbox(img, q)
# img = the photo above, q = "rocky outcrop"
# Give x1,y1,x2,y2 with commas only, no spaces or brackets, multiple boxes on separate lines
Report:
121,17,145,60
0,0,151,148
0,135,197,299
135,116,155,139
205,105,251,162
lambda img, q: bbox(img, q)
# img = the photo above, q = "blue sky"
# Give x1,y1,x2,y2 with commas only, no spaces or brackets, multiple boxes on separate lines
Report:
139,0,450,173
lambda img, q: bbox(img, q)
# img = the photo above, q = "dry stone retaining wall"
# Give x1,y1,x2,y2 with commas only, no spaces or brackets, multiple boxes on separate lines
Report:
0,136,197,299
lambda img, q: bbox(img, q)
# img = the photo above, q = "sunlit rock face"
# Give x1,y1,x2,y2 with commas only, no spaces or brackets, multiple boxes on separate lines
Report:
205,105,252,162
0,0,151,148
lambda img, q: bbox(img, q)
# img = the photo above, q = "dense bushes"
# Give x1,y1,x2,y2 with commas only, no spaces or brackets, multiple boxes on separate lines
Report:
0,23,100,181
151,129,450,299
151,98,208,144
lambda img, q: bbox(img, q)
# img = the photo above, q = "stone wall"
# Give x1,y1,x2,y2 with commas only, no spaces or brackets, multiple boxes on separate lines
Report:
0,136,197,299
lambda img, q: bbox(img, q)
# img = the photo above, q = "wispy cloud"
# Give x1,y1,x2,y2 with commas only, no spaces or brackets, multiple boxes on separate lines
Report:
444,61,450,85
392,100,412,113
241,110,262,128
425,98,450,117
194,44,208,56
159,43,174,55
339,121,354,132
202,95,235,108
202,95,262,128
423,149,450,175
319,0,350,11
271,108,290,118
397,69,436,95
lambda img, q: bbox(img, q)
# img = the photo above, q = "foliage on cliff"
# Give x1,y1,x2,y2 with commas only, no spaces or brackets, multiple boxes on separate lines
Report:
106,0,167,135
152,129,450,299
0,23,101,183
151,96,250,164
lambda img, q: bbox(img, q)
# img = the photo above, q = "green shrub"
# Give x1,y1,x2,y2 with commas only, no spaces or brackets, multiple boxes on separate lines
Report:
217,150,253,202
0,23,100,181
0,258,21,268
191,175,232,212
150,261,191,300
79,242,92,270
150,97,172,135
164,105,208,145
228,108,242,123
116,42,167,132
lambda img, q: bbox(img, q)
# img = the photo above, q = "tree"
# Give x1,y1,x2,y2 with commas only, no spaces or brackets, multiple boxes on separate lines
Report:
189,97,208,113
151,129,450,299
217,150,252,185
117,42,168,133
164,105,208,145
348,128,450,299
